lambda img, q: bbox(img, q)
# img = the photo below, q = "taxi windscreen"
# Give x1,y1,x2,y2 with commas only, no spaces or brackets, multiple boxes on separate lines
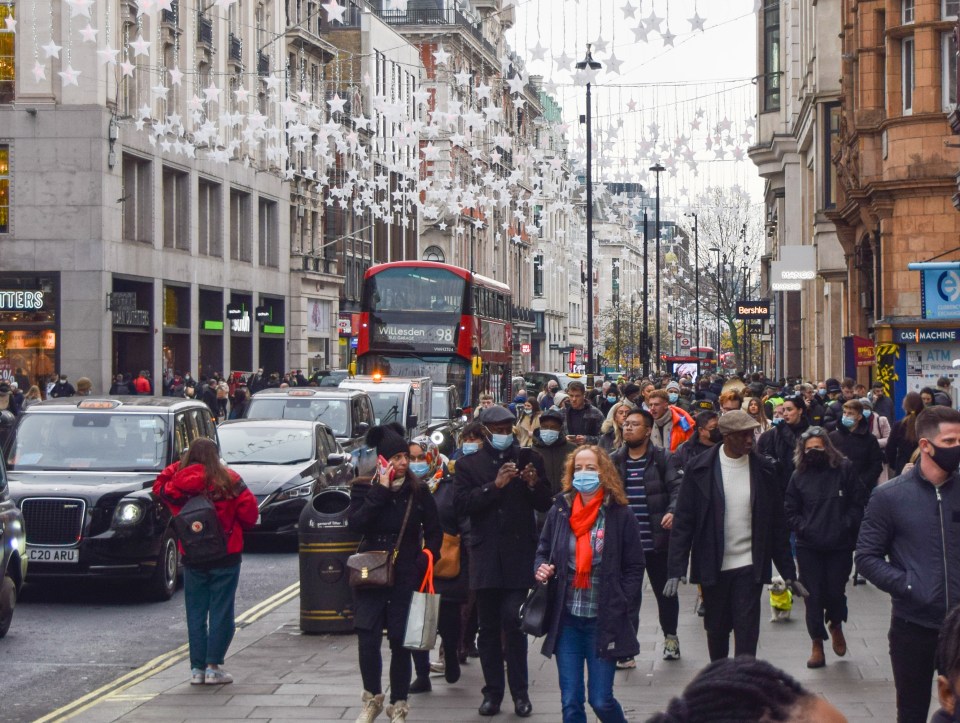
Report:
7,413,169,472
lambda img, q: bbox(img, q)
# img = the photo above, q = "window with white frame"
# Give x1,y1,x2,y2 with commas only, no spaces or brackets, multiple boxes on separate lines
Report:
903,36,915,113
903,0,915,23
0,3,14,104
944,31,958,110
945,0,959,19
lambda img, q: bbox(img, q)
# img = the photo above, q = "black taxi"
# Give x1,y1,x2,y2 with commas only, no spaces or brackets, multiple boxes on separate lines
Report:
4,397,218,600
0,414,26,636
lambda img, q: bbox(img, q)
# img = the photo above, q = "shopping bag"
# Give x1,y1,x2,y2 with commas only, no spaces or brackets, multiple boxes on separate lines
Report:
403,549,440,651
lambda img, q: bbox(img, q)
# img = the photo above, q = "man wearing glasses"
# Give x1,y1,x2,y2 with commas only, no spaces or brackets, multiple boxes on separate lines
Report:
664,410,806,661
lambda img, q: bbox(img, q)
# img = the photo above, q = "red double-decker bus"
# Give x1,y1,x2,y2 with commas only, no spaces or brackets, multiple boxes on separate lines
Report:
356,262,513,411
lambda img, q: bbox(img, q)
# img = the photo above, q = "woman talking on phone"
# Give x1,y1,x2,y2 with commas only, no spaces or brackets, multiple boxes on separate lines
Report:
348,423,442,723
534,445,645,723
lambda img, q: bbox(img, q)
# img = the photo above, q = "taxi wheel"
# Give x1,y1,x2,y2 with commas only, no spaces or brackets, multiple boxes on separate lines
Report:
146,531,179,601
0,574,16,638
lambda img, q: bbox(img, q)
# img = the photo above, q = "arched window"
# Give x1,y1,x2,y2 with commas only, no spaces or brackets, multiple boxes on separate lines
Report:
423,245,444,263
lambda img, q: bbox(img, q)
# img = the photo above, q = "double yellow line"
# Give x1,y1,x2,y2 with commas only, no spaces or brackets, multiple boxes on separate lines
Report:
34,582,301,723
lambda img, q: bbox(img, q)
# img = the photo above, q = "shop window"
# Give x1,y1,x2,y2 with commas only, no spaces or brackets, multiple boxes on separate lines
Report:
258,197,279,268
903,0,915,23
823,103,841,208
162,166,190,251
0,145,7,233
533,254,544,297
122,154,153,243
944,31,958,110
198,178,222,256
0,3,13,104
903,36,915,114
229,188,251,262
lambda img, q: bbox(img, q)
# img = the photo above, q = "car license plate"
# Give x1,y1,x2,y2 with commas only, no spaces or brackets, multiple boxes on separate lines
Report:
27,547,79,563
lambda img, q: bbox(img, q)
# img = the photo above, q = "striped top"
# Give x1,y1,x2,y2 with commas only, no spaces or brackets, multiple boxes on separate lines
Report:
623,454,654,552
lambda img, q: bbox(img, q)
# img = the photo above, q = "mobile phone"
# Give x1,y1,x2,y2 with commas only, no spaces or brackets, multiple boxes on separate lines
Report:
377,455,396,481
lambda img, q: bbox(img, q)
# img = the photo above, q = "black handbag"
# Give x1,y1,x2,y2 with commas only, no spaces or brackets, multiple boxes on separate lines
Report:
520,513,561,638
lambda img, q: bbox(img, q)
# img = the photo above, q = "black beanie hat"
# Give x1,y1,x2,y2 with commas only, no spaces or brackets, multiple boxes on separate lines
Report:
367,422,408,461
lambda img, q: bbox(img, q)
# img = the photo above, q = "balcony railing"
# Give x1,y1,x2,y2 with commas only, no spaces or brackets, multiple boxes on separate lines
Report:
512,305,535,325
161,0,178,26
374,7,497,58
197,13,213,45
228,33,243,64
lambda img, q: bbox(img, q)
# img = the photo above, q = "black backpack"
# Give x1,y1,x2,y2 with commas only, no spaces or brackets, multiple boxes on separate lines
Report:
171,494,228,563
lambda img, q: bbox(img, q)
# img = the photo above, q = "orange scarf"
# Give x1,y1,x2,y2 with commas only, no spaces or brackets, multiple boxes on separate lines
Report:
569,488,605,589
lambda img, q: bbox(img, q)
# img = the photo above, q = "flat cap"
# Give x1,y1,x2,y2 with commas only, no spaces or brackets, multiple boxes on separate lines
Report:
718,409,760,434
480,405,517,425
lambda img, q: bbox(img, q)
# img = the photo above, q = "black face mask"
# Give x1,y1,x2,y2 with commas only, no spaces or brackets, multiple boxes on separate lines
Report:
928,442,960,473
708,429,723,444
805,448,828,467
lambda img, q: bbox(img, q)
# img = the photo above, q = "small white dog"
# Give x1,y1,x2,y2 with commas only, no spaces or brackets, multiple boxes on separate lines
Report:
768,577,793,622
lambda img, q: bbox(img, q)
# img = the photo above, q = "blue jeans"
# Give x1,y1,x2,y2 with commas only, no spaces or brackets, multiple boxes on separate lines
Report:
554,612,626,723
183,564,241,670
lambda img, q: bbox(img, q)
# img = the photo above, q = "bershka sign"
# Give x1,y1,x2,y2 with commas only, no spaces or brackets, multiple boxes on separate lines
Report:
735,300,771,319
0,290,44,310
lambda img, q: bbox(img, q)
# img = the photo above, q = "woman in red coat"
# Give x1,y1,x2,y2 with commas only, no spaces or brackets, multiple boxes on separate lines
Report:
154,437,258,685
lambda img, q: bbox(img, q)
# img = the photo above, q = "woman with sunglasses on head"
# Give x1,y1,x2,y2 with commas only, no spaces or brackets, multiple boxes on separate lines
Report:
599,401,632,454
534,445,645,723
784,427,865,669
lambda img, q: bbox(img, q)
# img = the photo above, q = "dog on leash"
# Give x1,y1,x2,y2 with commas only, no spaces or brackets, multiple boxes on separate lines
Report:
769,577,793,622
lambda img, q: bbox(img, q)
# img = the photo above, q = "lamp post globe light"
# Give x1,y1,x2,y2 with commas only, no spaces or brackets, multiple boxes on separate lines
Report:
649,164,665,375
577,45,601,376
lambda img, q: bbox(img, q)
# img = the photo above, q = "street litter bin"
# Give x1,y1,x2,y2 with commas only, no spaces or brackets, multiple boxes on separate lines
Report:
299,487,360,634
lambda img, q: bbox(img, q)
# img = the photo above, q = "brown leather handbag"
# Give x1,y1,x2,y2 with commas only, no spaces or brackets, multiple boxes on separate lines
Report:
347,494,413,590
433,532,461,579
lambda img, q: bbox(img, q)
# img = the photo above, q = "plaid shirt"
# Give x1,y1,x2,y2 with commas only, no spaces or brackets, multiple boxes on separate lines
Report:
566,506,606,618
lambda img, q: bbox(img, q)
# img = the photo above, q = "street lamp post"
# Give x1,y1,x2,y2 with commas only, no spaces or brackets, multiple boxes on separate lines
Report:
642,209,649,378
577,46,601,376
685,212,700,378
741,263,749,371
710,245,722,355
650,164,665,375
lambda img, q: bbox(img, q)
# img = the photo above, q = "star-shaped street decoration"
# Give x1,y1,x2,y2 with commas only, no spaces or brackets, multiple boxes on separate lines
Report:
4,16,15,31
152,83,170,100
202,82,221,104
454,70,471,87
432,44,450,65
58,64,81,86
31,62,46,82
621,1,636,19
64,0,93,19
168,66,184,85
507,73,526,95
129,34,151,57
626,98,637,111
41,40,62,59
475,82,491,101
592,35,608,54
322,0,346,24
78,24,98,42
688,11,706,32
234,85,251,104
120,60,135,77
529,41,547,62
554,50,573,72
661,28,676,47
632,22,649,43
327,93,346,113
605,53,623,75
645,9,662,32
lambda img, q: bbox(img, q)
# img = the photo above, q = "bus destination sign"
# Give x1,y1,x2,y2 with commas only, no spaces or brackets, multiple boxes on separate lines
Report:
369,316,459,353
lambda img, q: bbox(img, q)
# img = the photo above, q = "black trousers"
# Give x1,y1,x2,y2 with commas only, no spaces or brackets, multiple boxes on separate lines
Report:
889,616,940,723
476,587,529,702
796,547,852,640
642,550,679,637
700,566,762,661
357,627,412,704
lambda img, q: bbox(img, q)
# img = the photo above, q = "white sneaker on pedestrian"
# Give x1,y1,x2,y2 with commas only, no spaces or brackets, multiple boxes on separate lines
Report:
204,668,233,685
386,699,409,722
355,691,385,723
663,635,681,660
190,668,205,685
616,657,637,669
429,660,445,674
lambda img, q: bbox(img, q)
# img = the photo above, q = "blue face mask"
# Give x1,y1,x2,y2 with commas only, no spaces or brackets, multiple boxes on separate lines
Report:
409,461,430,478
490,433,514,450
607,395,617,403
817,389,827,397
539,429,560,445
841,416,856,428
572,470,601,494
772,417,784,426
863,409,872,418
668,393,679,404
461,442,479,456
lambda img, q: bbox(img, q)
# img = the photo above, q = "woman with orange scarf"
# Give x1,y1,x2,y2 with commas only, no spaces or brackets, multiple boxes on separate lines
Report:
533,446,645,723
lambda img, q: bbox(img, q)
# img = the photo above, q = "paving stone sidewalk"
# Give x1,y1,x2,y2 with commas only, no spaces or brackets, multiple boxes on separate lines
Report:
73,580,926,722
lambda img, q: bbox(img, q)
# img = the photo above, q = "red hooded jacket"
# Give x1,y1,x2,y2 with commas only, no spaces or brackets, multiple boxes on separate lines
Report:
153,462,258,557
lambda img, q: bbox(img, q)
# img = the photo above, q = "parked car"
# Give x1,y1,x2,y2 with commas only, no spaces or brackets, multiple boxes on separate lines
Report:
217,419,353,535
522,371,586,396
313,369,350,387
428,385,465,456
242,388,377,477
0,415,26,637
4,397,218,600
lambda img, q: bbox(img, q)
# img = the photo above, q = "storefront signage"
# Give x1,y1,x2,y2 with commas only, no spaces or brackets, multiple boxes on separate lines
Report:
894,328,960,344
921,269,960,319
203,320,224,331
549,343,560,350
735,300,771,319
231,311,251,333
771,246,816,291
337,318,352,335
262,324,284,335
520,343,531,354
850,335,875,367
226,304,244,320
0,290,44,310
255,306,272,322
110,292,150,327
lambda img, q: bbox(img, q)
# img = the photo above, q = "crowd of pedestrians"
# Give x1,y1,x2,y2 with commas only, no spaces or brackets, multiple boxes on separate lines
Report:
331,369,960,723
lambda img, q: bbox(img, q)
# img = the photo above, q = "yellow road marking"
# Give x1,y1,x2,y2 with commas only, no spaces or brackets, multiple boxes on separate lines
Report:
34,582,301,723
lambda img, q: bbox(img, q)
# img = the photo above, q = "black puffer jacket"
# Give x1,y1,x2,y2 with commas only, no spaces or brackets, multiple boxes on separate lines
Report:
431,474,470,603
535,493,645,660
531,431,577,495
784,458,864,551
673,435,715,468
561,403,605,444
829,418,882,492
610,445,681,553
757,418,809,493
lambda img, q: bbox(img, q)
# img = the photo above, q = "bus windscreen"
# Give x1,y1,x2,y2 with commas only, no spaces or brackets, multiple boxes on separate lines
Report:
363,267,466,313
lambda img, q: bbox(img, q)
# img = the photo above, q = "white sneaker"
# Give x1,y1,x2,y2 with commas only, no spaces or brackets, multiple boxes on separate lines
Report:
190,668,205,685
663,635,681,661
386,699,409,722
429,660,445,675
356,691,385,723
204,668,233,685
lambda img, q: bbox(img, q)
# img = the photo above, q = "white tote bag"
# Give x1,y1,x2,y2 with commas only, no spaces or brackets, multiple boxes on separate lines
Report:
404,549,440,651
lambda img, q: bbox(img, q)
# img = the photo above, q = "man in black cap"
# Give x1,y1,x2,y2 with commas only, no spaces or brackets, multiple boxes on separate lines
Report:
454,405,551,718
530,408,576,495
664,410,806,661
622,383,642,407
